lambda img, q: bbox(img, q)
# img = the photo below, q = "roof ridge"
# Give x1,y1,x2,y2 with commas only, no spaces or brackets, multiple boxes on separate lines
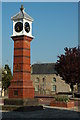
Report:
11,9,33,21
32,63,56,65
23,11,34,21
11,11,21,20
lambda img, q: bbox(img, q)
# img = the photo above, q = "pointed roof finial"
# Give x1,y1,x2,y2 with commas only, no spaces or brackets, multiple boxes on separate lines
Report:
11,5,33,21
20,5,24,12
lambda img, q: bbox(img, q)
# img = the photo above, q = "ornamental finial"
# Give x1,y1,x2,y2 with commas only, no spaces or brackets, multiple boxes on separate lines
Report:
20,5,24,12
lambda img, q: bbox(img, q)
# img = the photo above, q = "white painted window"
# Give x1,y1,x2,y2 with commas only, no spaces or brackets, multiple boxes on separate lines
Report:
35,85,39,92
52,85,56,92
35,77,39,83
52,77,56,82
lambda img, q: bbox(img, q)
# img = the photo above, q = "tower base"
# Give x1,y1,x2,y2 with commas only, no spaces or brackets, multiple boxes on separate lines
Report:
2,98,43,111
8,86,34,99
4,98,38,106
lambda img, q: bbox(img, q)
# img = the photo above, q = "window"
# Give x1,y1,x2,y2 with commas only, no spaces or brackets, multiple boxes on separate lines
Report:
35,85,39,92
35,77,39,83
52,77,56,82
52,85,56,92
43,78,45,82
42,77,46,85
14,90,18,96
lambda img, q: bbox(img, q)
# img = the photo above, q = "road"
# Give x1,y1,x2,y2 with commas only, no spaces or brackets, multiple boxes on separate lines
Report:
0,107,80,120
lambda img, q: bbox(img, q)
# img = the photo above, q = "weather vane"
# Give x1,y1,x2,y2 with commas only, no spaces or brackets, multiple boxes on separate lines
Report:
20,5,24,11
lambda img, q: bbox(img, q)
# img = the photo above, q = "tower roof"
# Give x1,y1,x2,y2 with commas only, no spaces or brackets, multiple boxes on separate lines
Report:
11,5,33,22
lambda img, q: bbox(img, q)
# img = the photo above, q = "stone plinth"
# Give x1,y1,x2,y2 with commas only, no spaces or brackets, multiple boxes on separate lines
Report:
4,98,38,106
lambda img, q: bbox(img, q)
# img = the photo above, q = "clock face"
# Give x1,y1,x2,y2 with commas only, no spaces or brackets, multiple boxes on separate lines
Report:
24,22,30,33
15,22,23,32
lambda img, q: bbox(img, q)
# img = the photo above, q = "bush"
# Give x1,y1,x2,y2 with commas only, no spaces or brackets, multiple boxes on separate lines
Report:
54,95,69,103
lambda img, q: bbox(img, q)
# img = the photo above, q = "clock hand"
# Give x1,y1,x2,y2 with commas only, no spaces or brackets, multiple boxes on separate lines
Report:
16,26,20,31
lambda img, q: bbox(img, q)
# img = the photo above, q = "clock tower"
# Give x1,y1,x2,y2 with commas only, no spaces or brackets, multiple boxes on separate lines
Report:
8,5,34,99
12,5,33,38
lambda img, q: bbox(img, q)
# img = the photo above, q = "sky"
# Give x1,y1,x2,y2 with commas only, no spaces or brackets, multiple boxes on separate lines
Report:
1,0,79,2
2,2,78,71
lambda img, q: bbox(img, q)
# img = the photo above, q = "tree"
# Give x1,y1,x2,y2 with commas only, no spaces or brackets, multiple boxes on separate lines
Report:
55,47,80,97
2,64,13,91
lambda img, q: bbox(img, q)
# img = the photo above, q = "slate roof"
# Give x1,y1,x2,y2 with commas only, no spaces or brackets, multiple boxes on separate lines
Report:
11,7,33,21
31,63,57,74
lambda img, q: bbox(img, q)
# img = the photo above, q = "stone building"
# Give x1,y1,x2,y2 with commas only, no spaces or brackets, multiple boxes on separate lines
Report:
0,68,4,97
31,63,71,95
0,68,2,96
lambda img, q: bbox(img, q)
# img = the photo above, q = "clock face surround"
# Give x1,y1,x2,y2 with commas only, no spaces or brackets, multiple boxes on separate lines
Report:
15,22,23,32
14,21,31,34
24,22,30,33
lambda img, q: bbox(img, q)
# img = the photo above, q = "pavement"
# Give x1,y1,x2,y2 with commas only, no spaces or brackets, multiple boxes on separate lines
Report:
0,105,80,119
0,97,80,119
43,105,80,112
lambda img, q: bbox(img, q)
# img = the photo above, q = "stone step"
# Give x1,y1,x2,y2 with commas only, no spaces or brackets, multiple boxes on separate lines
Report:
2,105,43,112
4,98,39,106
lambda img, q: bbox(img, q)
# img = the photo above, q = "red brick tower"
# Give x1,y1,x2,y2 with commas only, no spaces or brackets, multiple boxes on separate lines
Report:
8,5,34,99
